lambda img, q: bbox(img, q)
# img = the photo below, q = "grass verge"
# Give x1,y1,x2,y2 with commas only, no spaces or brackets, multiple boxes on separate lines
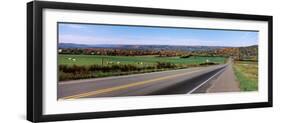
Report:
233,61,258,91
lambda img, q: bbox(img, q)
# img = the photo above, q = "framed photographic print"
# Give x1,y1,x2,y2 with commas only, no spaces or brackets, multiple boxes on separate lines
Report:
27,1,273,122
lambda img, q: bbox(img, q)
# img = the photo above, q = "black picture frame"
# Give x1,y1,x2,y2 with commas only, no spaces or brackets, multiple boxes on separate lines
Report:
27,1,273,122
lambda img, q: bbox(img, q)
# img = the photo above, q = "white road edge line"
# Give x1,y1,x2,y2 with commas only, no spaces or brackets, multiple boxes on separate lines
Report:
186,65,227,94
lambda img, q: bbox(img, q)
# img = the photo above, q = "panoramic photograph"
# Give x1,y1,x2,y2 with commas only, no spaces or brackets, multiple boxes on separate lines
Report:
57,23,258,100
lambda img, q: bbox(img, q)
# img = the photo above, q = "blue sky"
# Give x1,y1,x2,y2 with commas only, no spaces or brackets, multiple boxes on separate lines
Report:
58,23,258,47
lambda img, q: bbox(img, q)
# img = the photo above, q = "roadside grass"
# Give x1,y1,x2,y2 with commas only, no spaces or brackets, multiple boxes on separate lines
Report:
233,61,258,91
59,68,174,81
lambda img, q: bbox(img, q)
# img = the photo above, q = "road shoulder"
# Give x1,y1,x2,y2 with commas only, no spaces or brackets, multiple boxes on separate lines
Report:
206,63,240,93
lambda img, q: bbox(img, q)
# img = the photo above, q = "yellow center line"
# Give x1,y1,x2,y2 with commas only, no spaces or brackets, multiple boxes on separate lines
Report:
61,69,204,99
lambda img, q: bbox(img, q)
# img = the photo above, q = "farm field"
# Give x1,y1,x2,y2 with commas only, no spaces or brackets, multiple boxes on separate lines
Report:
233,61,258,91
58,54,226,81
59,54,226,66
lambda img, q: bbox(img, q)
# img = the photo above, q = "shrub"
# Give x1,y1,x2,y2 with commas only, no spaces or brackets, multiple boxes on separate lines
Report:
59,63,178,81
180,55,193,58
156,62,176,69
199,62,218,66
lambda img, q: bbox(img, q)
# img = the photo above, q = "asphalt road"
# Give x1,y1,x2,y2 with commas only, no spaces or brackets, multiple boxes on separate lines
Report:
58,63,232,99
206,60,240,93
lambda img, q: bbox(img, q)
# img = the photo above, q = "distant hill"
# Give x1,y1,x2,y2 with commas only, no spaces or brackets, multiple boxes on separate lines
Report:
213,45,258,60
58,43,228,51
58,43,258,59
58,43,90,48
238,45,258,60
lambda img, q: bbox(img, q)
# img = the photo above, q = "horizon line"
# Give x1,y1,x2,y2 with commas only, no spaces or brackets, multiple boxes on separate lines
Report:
59,42,258,48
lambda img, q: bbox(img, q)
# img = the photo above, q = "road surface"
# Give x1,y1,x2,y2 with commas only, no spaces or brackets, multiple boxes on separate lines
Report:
58,61,239,99
206,60,240,93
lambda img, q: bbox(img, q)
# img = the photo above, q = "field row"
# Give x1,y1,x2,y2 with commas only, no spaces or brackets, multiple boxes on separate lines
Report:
59,54,226,66
58,55,226,81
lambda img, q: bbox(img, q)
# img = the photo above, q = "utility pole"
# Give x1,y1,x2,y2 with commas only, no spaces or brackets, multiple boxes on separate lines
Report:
237,48,240,61
101,57,104,67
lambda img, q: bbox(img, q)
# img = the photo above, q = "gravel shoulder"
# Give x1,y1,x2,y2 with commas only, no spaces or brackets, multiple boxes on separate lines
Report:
206,61,240,93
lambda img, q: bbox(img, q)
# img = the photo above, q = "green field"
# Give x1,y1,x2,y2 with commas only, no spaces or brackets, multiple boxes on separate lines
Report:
233,61,258,91
58,54,226,81
59,54,226,66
